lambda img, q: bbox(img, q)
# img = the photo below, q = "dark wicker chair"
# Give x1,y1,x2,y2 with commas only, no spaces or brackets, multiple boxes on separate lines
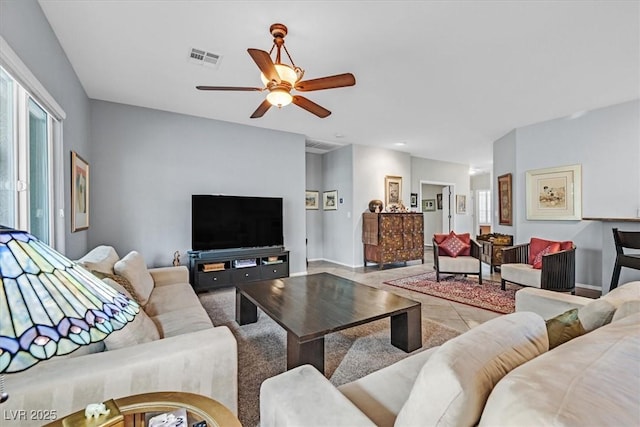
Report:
500,242,576,293
610,228,640,291
433,238,483,284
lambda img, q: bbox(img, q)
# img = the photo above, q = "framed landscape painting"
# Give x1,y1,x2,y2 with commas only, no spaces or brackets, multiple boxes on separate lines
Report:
323,190,338,210
71,151,89,232
526,164,582,220
305,190,319,210
498,173,513,225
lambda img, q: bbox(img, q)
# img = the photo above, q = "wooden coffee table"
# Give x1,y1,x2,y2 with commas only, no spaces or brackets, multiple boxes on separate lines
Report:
235,272,422,373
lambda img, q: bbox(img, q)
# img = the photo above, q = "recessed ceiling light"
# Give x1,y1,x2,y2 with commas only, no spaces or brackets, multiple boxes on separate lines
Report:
394,142,406,146
568,111,587,120
334,133,344,138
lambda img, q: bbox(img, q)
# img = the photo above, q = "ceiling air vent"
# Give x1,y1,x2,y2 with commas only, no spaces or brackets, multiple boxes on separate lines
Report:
305,140,343,154
189,48,222,68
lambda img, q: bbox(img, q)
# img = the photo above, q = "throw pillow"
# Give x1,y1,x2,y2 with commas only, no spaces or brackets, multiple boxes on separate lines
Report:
578,298,617,332
76,245,120,274
434,232,471,255
395,312,548,427
102,278,160,349
545,308,586,349
612,300,640,322
114,251,155,306
528,237,555,265
91,270,141,304
532,242,561,269
439,232,470,258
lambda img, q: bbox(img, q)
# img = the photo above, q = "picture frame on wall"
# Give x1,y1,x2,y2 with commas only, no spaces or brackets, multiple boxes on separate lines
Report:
526,164,582,220
384,175,402,208
497,173,513,225
71,151,89,232
410,193,418,208
436,193,443,210
422,199,436,212
305,190,319,210
323,190,338,210
456,194,467,214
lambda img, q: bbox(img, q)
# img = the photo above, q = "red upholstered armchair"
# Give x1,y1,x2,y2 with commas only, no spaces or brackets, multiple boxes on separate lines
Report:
432,232,483,284
500,237,576,293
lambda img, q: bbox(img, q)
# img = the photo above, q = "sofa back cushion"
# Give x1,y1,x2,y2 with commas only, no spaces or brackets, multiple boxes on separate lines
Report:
395,312,548,427
77,245,120,274
528,237,573,265
114,251,155,306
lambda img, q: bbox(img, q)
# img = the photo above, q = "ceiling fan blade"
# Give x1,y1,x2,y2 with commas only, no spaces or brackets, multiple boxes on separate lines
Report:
250,99,272,119
292,96,331,118
196,86,263,91
247,48,279,83
295,73,356,92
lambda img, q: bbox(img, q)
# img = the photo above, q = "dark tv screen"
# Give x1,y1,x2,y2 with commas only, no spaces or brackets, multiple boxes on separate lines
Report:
192,195,284,251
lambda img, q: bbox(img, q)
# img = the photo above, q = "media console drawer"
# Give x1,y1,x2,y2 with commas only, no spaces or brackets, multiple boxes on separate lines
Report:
232,266,261,283
261,262,289,280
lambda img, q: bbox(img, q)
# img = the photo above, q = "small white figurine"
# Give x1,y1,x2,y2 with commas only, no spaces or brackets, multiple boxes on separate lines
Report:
85,403,110,419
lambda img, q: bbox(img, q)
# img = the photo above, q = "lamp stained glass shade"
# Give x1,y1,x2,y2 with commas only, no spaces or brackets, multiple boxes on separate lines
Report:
0,228,139,373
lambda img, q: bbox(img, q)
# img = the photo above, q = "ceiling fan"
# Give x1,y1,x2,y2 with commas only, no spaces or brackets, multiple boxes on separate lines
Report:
196,23,356,119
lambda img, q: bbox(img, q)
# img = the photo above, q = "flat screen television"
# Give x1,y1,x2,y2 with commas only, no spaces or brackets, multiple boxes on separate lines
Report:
192,195,284,251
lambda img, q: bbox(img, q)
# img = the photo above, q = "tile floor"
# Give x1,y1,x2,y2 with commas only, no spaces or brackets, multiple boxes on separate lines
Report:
307,249,599,333
306,250,503,333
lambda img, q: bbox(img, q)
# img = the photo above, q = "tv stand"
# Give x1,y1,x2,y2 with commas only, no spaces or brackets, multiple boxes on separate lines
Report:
188,247,289,292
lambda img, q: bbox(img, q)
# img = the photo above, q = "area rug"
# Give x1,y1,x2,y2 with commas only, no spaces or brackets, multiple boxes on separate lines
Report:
384,272,522,314
199,288,460,427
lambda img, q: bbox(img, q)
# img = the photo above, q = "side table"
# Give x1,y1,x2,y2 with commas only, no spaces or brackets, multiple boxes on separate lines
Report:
477,234,513,273
45,391,241,427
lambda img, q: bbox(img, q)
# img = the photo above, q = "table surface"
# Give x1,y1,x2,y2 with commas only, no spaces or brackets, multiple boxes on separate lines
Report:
236,272,421,341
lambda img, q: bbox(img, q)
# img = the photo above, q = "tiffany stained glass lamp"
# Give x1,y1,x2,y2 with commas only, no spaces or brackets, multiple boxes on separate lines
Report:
0,227,139,401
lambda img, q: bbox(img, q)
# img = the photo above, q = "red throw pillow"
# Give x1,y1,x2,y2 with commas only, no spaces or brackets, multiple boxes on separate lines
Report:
529,237,555,264
532,242,561,269
439,232,470,258
433,233,449,245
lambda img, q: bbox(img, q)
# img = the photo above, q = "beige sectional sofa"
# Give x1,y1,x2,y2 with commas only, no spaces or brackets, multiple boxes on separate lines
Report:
260,281,640,427
4,246,237,427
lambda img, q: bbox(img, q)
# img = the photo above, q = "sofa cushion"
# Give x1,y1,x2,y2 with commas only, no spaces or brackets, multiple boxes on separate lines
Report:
395,312,548,427
114,251,155,306
545,308,585,349
612,299,640,322
500,263,542,288
439,233,470,258
151,307,213,338
338,347,439,427
77,245,120,274
91,270,141,303
528,238,572,265
478,313,640,427
144,282,203,317
438,256,479,274
602,280,640,305
532,242,561,269
101,278,160,350
577,298,616,332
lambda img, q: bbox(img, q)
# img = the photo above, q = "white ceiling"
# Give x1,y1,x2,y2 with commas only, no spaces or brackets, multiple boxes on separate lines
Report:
38,1,639,172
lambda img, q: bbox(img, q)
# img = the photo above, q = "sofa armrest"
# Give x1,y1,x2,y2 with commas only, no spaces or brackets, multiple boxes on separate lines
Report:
516,287,592,319
470,239,481,259
149,265,189,287
4,327,238,427
260,365,377,427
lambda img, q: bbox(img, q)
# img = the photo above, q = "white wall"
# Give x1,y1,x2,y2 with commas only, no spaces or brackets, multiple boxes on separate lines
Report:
305,152,323,261
411,157,472,234
494,100,640,289
352,145,412,267
0,0,91,258
89,100,307,274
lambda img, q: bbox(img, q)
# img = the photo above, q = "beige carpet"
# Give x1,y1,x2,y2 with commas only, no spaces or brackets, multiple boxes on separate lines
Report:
199,288,460,427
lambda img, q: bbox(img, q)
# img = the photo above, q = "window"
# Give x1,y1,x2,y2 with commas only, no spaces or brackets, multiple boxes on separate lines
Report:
0,44,64,248
477,190,491,225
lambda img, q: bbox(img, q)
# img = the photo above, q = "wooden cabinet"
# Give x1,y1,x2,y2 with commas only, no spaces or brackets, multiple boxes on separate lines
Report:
477,234,513,272
188,247,289,292
362,212,424,268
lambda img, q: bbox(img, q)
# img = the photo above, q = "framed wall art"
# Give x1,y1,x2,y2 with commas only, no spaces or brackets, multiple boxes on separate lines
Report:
410,193,418,208
436,193,443,210
323,190,338,210
456,194,467,214
71,151,89,232
526,164,582,220
497,173,513,225
422,199,436,212
384,175,402,208
305,190,319,210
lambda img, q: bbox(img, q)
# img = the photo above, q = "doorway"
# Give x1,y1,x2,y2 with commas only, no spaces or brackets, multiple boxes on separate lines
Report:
420,181,455,245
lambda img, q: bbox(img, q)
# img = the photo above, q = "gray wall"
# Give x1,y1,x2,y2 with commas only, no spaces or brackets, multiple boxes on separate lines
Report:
305,152,323,261
493,100,640,289
421,183,443,242
0,0,91,258
493,130,517,236
89,100,307,274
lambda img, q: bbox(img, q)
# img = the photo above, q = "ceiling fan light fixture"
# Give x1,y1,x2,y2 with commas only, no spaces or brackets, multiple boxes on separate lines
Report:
260,64,298,87
266,88,293,107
